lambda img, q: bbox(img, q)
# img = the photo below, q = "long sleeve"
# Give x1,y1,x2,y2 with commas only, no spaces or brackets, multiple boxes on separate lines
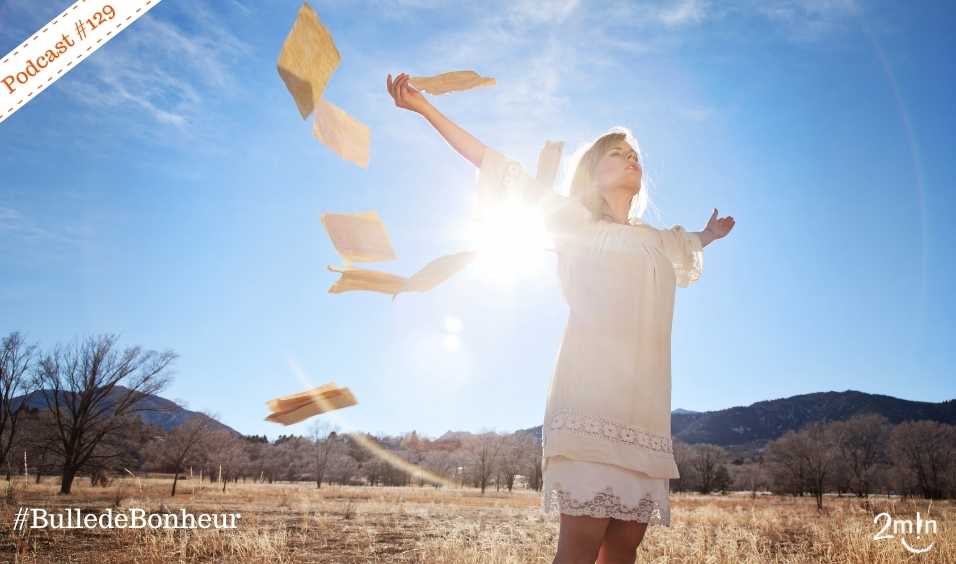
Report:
477,146,591,238
658,225,703,288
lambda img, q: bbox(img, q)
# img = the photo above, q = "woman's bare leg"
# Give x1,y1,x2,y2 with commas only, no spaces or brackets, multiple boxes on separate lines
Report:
552,513,610,564
595,518,648,564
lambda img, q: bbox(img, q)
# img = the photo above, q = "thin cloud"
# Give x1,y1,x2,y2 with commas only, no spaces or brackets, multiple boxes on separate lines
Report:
0,206,91,247
658,0,709,27
29,1,255,142
506,0,580,26
749,0,860,41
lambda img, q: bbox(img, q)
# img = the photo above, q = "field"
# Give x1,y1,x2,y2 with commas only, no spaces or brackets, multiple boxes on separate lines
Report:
0,477,953,563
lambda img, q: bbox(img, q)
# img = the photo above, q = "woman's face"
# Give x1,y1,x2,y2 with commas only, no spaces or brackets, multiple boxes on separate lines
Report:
592,141,641,196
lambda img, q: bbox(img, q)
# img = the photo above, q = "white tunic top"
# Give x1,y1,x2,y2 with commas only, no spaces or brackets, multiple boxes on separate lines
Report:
477,146,704,482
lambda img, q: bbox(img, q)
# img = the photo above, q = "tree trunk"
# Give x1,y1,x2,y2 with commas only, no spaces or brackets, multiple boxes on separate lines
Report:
60,466,77,494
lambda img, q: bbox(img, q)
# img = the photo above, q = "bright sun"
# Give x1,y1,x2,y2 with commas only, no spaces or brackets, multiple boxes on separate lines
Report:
461,195,553,286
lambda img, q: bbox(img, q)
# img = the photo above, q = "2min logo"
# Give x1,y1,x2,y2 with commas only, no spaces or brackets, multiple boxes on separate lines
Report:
873,511,938,554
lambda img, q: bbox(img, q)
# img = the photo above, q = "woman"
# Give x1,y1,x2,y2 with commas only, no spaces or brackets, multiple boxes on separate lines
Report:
387,72,735,564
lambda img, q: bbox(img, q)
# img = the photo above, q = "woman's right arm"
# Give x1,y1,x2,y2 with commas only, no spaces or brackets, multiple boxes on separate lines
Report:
386,72,486,168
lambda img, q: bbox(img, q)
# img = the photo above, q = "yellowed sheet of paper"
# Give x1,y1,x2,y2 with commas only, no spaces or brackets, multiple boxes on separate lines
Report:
535,140,564,190
403,250,480,293
266,382,338,413
320,211,397,263
266,387,357,425
327,264,407,295
312,98,371,168
408,71,496,95
277,2,341,119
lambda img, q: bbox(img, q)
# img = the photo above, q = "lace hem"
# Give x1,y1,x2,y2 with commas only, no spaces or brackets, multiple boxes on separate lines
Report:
546,407,673,454
542,486,670,526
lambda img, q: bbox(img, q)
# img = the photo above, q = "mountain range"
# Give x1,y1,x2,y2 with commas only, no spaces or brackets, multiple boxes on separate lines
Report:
16,388,956,455
518,390,956,457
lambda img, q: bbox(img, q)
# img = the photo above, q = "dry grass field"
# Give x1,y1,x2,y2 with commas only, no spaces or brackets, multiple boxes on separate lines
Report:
0,476,953,563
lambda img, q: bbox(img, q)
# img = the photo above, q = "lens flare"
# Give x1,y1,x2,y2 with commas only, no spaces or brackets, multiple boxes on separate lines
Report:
286,356,457,488
442,333,461,351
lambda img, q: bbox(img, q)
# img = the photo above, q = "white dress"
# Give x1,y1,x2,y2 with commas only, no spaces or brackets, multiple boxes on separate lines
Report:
477,147,704,527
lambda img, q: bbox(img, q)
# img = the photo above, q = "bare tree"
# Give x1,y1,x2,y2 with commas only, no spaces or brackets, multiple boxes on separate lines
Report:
1,332,38,477
205,430,244,492
34,334,175,494
768,431,809,497
671,440,695,492
421,449,456,488
799,422,838,510
308,420,340,488
463,431,503,494
496,434,526,492
890,420,955,500
151,415,219,496
830,414,890,497
325,451,360,485
17,409,61,483
690,444,727,494
732,459,768,498
273,435,313,482
510,432,541,491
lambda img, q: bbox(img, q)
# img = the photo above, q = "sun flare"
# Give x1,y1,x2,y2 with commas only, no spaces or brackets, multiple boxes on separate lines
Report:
462,196,553,286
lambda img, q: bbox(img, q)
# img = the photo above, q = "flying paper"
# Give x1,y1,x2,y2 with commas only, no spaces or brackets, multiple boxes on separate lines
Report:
313,99,371,169
403,251,480,293
327,250,479,299
320,211,397,264
277,1,341,120
266,382,339,413
408,71,496,95
265,384,358,426
327,265,406,295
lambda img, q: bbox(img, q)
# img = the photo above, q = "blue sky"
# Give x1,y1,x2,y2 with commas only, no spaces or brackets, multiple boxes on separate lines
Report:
2,0,954,441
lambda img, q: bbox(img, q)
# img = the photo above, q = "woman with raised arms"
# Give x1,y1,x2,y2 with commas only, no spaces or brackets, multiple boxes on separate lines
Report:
386,72,735,564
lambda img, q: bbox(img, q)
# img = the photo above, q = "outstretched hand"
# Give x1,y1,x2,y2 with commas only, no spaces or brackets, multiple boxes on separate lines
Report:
705,208,735,240
386,72,430,115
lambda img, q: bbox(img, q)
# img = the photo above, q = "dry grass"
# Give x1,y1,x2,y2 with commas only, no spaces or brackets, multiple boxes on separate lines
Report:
0,477,952,563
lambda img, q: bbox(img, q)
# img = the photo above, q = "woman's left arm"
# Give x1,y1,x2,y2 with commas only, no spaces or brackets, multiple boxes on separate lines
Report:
695,208,735,248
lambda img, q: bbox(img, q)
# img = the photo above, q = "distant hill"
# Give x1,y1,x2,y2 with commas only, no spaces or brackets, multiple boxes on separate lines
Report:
13,385,240,436
521,390,956,455
671,390,956,449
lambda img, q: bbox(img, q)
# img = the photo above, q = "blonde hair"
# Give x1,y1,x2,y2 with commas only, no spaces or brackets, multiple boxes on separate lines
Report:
561,126,652,224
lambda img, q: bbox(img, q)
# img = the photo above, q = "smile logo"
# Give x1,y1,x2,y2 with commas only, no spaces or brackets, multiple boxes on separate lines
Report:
873,511,937,554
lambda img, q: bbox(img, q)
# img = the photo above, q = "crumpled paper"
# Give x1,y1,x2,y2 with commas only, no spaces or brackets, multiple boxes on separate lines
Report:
265,383,358,425
408,70,496,95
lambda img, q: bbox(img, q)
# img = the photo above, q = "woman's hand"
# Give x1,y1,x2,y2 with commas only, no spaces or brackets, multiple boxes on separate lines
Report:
704,208,735,240
386,71,485,167
386,72,431,115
